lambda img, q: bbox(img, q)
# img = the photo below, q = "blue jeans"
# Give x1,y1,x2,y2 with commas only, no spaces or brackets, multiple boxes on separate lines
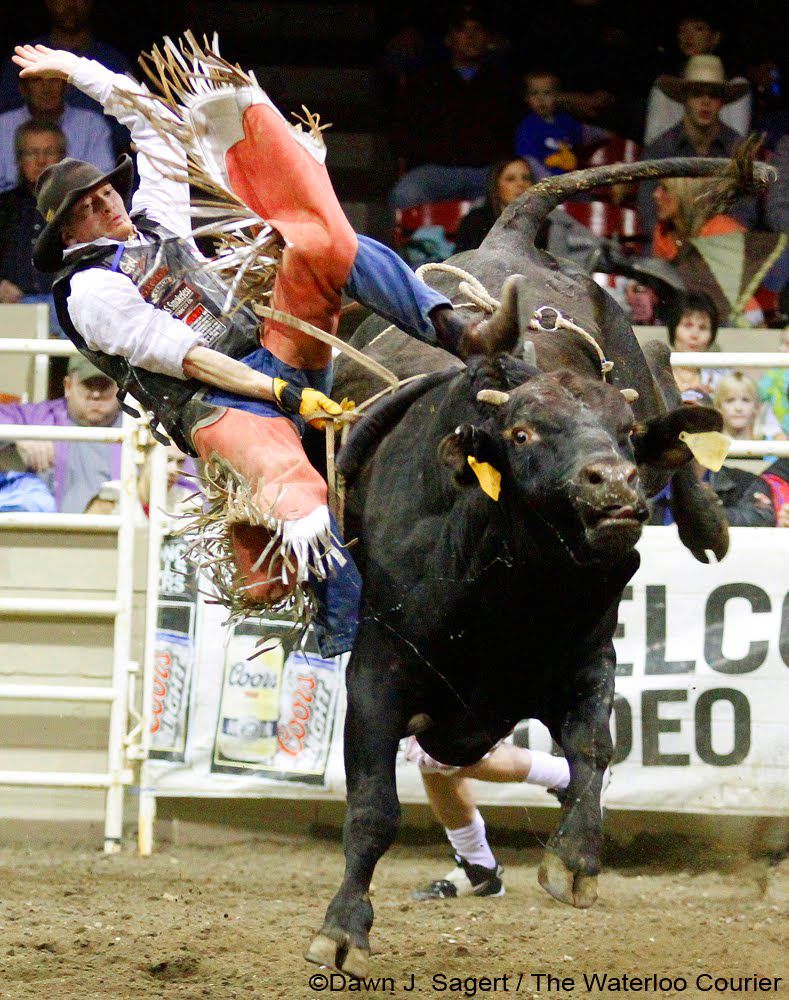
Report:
345,234,450,346
389,164,489,210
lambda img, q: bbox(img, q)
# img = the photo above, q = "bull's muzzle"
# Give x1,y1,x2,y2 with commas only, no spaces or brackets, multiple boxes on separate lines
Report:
571,457,648,551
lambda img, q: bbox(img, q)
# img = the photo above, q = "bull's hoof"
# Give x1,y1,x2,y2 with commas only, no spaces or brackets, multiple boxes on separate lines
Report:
342,946,371,980
305,933,341,968
538,852,598,909
305,933,370,980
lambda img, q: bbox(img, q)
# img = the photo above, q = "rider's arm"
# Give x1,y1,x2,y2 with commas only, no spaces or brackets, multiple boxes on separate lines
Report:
68,269,338,418
67,57,192,239
13,45,191,239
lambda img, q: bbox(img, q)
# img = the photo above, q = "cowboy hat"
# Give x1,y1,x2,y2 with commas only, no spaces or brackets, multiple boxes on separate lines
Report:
657,55,749,105
33,154,134,273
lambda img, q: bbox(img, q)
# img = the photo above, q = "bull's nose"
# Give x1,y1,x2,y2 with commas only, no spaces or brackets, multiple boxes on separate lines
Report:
577,459,637,489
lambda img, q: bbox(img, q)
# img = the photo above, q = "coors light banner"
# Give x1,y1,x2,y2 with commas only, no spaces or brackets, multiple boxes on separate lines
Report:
149,535,199,761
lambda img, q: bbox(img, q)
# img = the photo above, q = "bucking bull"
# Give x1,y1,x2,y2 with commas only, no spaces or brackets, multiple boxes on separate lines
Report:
306,156,773,977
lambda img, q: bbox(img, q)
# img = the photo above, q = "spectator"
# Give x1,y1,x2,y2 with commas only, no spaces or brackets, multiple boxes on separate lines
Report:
514,71,583,176
758,327,789,437
713,371,782,442
454,157,533,252
649,454,776,529
637,56,748,237
644,13,751,145
137,444,199,519
0,71,113,193
761,457,789,527
651,175,779,327
389,5,518,209
625,281,659,325
651,176,744,262
0,355,121,513
0,1,132,155
665,290,724,394
0,120,67,335
0,470,56,512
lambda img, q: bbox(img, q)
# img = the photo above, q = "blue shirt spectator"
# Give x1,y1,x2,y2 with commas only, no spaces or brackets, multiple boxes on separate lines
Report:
514,72,583,176
0,0,132,155
0,75,113,193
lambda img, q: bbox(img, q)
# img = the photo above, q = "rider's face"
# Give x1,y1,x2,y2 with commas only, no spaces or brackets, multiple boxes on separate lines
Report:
61,182,134,247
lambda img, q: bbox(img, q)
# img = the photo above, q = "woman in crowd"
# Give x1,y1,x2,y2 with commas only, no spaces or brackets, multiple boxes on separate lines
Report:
652,176,746,260
454,157,534,252
651,176,783,326
666,290,726,394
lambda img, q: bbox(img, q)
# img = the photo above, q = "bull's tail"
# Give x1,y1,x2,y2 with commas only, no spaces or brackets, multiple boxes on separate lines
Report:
489,144,775,251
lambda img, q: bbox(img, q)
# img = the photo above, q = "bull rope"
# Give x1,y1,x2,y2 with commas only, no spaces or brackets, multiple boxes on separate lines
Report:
414,262,615,379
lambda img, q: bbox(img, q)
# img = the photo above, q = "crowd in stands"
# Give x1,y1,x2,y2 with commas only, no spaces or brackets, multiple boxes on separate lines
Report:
0,0,786,528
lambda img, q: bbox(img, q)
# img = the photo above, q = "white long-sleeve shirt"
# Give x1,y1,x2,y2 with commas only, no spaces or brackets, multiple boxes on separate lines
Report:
64,58,202,378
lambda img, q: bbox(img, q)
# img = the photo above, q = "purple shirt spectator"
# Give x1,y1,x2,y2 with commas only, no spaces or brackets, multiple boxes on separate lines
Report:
0,396,121,513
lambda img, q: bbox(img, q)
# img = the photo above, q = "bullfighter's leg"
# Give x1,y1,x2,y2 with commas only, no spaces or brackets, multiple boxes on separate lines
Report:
538,642,616,909
306,627,412,978
411,744,571,900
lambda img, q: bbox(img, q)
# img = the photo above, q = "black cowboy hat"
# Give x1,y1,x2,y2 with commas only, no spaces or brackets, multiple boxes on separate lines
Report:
33,154,134,273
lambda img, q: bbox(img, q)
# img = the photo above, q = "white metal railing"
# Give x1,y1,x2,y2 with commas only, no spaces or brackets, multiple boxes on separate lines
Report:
670,352,787,368
136,443,170,856
0,338,167,854
669,348,788,460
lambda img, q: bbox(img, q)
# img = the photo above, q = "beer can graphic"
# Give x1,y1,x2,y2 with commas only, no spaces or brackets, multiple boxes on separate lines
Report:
150,629,193,758
214,624,284,764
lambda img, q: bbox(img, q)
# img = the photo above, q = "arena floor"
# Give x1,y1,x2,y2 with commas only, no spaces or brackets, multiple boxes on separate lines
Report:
0,836,786,999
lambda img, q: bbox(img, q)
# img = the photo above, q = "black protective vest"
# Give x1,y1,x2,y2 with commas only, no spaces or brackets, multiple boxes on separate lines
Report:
52,215,263,455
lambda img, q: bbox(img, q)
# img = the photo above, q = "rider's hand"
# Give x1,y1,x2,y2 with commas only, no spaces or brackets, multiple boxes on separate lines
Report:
12,44,81,83
17,440,55,473
272,379,343,428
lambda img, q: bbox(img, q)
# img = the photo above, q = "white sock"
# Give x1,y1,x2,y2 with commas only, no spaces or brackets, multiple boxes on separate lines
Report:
446,809,496,869
525,750,570,790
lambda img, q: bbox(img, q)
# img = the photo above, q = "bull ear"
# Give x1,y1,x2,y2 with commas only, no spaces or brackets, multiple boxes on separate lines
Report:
632,404,723,469
438,424,502,496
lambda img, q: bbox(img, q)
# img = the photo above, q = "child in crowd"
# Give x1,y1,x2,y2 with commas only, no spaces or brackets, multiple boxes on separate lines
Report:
514,71,583,175
713,371,783,442
758,327,789,436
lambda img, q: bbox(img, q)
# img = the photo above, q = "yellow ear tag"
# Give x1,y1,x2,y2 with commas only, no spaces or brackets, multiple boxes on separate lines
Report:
467,456,501,501
679,430,731,472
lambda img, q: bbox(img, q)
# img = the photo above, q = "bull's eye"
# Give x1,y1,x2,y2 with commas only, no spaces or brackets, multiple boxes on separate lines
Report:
508,425,538,445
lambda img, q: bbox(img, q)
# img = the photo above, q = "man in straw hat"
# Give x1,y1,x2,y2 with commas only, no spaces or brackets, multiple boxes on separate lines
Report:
13,41,508,655
638,55,750,236
643,12,751,145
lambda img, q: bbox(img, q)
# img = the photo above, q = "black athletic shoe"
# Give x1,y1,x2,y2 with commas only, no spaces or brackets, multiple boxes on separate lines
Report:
411,854,505,901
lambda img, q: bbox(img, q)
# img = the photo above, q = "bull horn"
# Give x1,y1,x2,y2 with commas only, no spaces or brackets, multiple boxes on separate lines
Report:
477,389,510,405
620,388,639,403
472,274,526,356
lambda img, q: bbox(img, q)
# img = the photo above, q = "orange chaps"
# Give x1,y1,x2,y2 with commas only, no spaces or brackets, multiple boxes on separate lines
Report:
192,100,358,603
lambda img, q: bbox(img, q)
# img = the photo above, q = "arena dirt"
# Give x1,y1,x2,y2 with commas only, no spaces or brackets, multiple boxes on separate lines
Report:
0,836,785,1000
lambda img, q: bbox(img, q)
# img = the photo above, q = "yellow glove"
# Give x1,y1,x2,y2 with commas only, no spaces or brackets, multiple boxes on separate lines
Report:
272,378,344,427
544,144,577,173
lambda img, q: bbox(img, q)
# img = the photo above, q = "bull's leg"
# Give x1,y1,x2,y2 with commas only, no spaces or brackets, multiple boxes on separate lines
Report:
539,643,615,910
306,629,411,978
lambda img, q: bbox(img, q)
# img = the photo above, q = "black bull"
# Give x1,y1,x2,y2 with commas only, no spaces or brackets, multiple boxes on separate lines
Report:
305,157,771,977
